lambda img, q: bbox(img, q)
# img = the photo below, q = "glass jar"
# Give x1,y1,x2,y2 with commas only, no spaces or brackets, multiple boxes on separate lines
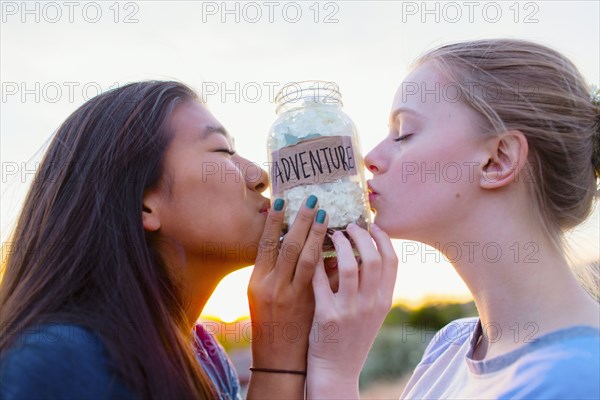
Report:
267,81,371,258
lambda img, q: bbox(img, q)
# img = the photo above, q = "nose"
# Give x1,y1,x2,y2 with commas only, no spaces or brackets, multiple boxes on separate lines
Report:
364,137,391,175
364,149,381,174
238,156,269,193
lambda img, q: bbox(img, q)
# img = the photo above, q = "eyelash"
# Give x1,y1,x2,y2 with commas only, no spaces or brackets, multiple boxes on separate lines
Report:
216,149,236,156
393,134,412,142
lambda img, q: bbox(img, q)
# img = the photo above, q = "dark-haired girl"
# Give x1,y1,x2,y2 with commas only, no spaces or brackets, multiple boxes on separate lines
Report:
0,81,394,399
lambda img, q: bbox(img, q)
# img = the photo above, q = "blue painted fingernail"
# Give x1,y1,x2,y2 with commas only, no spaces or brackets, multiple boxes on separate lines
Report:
273,198,284,211
306,195,318,209
316,209,326,224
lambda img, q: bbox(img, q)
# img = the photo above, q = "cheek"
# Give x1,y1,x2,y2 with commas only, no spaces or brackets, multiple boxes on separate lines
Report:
399,135,477,184
386,146,440,189
379,146,470,214
158,170,228,234
197,171,263,236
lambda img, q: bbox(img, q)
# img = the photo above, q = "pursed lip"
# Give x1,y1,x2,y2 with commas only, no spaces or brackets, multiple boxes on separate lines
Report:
367,180,379,196
367,180,379,205
259,200,271,214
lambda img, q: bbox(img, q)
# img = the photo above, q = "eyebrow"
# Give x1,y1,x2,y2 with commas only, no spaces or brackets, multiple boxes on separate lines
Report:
202,125,230,138
201,125,236,147
389,107,423,126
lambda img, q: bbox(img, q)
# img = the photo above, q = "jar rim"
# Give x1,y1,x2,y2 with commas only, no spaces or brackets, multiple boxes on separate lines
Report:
275,80,343,114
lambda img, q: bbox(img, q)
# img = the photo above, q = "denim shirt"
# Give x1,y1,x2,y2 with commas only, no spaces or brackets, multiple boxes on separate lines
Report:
0,323,241,399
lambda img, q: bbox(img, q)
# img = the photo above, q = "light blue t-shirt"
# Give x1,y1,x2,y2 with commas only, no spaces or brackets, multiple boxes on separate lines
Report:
401,317,600,399
0,323,241,399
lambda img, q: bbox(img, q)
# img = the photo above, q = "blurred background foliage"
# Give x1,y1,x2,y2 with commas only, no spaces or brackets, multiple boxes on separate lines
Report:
359,301,477,388
208,300,478,395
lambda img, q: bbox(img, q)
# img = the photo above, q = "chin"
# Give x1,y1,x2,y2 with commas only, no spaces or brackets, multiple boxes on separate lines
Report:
374,215,417,241
239,243,260,266
214,245,257,271
236,233,262,262
373,213,398,234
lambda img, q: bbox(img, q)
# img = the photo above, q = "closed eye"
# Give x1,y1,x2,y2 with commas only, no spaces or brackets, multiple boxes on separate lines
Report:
216,149,236,156
393,134,413,142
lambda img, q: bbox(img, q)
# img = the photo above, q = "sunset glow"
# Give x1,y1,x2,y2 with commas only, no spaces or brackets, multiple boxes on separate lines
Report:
2,1,598,325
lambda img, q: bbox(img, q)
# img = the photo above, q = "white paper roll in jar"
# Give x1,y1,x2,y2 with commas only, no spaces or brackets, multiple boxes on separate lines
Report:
267,81,371,258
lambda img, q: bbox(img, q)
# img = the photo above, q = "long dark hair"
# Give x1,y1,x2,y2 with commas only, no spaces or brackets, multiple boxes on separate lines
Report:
0,81,216,398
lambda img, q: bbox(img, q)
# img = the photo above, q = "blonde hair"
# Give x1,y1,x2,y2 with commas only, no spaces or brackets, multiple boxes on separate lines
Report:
415,39,600,299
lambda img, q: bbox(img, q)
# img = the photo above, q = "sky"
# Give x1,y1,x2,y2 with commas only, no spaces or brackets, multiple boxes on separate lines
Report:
1,0,599,321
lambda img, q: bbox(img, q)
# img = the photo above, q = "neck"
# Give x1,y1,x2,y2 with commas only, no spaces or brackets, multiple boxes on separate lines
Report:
428,204,599,358
180,264,226,331
156,240,239,332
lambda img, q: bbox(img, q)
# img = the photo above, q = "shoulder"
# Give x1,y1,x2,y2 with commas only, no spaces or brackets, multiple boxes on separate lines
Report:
420,317,479,365
502,327,600,399
1,324,134,400
1,324,109,371
400,318,479,398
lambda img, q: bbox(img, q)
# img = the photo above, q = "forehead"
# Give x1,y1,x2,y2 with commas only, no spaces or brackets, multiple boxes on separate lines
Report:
390,62,458,123
391,63,447,109
405,61,444,83
169,100,230,143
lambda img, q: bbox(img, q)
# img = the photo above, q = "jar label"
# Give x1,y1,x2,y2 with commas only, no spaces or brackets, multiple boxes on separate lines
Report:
270,135,358,193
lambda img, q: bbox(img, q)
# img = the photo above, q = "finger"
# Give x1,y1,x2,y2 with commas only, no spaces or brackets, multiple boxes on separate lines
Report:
276,195,319,282
293,209,328,287
312,257,334,309
345,223,382,295
324,258,339,293
370,223,398,296
333,230,359,300
254,197,285,276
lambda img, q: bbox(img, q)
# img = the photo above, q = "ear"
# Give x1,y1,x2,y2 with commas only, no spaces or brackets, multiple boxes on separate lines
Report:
142,189,161,232
480,130,529,190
